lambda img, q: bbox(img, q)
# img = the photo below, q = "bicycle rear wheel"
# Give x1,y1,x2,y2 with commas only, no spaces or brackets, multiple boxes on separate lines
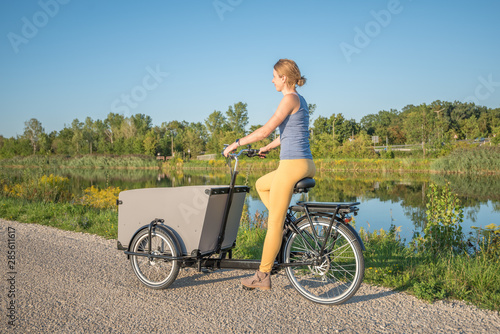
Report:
130,227,180,289
283,216,364,305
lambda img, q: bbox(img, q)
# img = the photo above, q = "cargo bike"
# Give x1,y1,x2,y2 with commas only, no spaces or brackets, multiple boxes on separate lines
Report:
117,147,365,305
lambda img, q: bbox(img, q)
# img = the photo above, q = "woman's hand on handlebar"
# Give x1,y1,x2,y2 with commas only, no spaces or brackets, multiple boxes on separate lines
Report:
223,142,238,157
258,147,269,158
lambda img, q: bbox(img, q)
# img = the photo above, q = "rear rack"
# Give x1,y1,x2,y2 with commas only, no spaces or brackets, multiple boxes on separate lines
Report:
290,202,360,214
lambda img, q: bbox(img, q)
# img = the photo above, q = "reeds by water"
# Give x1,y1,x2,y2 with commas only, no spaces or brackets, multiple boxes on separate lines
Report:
431,146,500,174
0,154,158,169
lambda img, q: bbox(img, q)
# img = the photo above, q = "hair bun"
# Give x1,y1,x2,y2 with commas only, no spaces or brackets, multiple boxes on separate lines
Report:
297,76,306,87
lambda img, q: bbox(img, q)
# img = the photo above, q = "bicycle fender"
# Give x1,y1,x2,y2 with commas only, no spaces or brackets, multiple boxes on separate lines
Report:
126,223,181,259
158,224,183,257
343,223,366,251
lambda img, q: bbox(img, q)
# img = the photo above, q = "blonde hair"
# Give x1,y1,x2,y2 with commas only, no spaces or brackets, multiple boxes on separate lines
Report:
274,59,306,88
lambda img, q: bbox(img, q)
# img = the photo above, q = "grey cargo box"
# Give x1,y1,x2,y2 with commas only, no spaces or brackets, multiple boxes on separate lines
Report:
117,186,249,255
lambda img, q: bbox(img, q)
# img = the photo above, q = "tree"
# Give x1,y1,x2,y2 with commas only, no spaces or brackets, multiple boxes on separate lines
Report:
312,116,331,136
120,118,137,140
0,136,31,158
361,109,402,144
429,101,452,143
310,132,338,158
131,113,152,136
163,120,188,155
143,129,159,156
23,118,44,155
71,119,84,154
38,131,56,154
204,110,227,154
52,126,74,155
459,115,481,140
205,110,227,135
402,104,438,157
341,133,377,158
182,122,206,158
308,103,316,118
331,114,360,144
360,113,378,135
104,112,125,146
82,117,97,154
226,102,248,136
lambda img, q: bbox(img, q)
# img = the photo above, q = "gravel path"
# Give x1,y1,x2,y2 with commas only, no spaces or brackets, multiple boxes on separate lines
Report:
1,220,499,333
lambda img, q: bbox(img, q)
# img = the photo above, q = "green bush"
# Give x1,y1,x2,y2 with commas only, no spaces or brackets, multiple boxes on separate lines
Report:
232,208,267,259
361,221,499,310
1,172,72,203
380,149,395,159
413,182,465,254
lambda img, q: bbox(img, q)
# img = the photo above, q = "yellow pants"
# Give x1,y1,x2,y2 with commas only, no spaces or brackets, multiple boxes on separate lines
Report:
255,159,316,273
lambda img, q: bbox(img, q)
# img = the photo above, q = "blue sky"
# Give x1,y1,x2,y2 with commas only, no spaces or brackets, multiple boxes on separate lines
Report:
1,0,499,138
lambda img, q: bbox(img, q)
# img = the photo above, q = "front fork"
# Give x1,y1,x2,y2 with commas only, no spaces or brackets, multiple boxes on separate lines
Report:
147,218,164,260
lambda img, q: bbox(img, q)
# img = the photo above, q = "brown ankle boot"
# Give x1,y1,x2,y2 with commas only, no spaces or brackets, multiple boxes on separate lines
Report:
241,270,271,290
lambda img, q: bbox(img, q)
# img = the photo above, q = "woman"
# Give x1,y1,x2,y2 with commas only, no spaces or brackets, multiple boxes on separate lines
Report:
223,59,315,290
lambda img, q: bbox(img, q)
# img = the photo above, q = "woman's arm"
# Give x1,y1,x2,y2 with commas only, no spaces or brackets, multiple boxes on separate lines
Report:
260,137,280,154
223,94,298,156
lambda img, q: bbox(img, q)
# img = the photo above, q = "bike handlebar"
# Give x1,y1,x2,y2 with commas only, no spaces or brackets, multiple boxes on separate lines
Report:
222,145,266,159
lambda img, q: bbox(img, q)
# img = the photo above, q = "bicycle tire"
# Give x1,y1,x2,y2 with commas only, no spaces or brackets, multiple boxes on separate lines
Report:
129,227,180,289
283,215,364,305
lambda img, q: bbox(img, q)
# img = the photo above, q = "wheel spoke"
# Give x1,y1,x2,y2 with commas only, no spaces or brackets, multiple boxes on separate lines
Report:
130,229,179,289
284,217,364,305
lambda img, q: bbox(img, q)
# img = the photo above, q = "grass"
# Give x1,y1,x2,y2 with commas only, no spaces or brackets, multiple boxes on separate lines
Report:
232,207,268,259
0,154,159,169
0,197,118,239
0,172,120,239
360,225,500,311
431,146,500,174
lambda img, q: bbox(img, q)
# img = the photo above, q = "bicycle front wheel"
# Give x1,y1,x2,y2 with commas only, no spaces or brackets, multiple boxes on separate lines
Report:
129,227,180,289
283,216,364,305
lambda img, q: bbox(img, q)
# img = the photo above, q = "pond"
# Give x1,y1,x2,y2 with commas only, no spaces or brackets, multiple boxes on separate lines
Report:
3,167,500,242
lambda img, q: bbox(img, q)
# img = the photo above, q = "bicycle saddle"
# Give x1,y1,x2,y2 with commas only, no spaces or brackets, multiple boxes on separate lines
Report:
293,177,315,193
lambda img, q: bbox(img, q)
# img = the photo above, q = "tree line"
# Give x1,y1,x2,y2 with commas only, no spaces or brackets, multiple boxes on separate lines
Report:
0,100,499,159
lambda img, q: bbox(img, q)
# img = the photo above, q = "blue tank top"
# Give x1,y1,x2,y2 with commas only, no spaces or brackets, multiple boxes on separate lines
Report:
279,94,313,160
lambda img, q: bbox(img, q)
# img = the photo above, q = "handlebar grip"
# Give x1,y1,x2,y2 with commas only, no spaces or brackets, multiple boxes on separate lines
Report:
247,149,267,158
